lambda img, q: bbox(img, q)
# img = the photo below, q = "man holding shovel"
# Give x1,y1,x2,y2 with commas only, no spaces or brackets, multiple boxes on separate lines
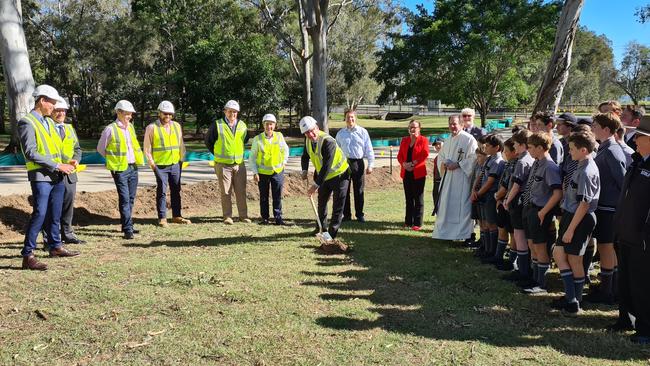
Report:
300,116,350,239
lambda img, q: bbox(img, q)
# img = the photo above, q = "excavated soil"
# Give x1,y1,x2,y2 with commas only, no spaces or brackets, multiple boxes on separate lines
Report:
0,166,405,241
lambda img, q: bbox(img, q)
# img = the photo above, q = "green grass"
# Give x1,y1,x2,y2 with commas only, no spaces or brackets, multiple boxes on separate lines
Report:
0,185,646,364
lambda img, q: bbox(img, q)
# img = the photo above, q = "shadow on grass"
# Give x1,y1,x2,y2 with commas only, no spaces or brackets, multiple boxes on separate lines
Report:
306,231,647,362
123,230,315,248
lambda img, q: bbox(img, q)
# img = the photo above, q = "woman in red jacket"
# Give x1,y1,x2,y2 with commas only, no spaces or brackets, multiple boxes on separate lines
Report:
397,120,430,230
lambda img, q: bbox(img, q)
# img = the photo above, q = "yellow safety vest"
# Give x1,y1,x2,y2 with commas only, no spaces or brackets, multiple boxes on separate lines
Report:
254,131,285,175
59,124,79,163
306,131,349,181
213,118,247,164
22,113,63,171
151,121,182,165
104,122,144,171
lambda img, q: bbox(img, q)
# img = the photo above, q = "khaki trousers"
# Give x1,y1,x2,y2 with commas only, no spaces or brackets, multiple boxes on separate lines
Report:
215,162,248,219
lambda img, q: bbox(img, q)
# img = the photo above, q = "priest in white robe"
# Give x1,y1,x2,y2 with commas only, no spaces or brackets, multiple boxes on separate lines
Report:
432,115,478,240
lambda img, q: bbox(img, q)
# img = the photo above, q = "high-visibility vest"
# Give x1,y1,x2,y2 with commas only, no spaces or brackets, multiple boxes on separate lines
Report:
22,113,63,171
253,131,285,175
104,122,144,171
306,131,349,181
59,124,79,163
213,118,247,164
151,121,182,165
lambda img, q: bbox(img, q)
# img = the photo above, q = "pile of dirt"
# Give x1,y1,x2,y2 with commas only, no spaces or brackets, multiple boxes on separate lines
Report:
0,166,403,241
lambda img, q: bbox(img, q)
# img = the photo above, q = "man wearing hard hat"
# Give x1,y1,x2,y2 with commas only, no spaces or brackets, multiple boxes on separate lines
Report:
42,98,86,245
97,100,144,239
248,114,289,225
300,116,350,239
17,84,80,270
143,101,191,227
205,100,250,225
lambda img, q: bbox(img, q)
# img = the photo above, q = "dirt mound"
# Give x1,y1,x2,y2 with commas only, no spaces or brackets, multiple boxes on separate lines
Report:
0,167,403,241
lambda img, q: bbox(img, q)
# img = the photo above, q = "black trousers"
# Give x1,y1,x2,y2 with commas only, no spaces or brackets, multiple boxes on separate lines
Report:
403,174,425,227
258,171,284,220
617,244,650,335
318,171,350,239
432,179,441,215
343,159,365,219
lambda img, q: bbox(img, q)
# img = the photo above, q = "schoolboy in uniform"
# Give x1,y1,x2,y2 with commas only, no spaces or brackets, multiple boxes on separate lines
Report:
584,113,627,305
503,130,534,282
612,115,650,344
491,138,516,269
551,131,600,314
532,112,563,165
521,132,563,294
469,146,487,250
472,134,505,260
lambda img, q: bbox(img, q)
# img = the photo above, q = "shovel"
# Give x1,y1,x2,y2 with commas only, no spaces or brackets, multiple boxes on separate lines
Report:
309,195,333,244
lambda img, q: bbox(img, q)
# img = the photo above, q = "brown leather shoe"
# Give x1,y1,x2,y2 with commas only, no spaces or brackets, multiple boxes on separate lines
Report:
22,255,47,271
49,246,80,258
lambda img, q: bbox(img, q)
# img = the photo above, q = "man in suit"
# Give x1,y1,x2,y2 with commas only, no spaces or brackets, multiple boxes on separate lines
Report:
18,85,80,270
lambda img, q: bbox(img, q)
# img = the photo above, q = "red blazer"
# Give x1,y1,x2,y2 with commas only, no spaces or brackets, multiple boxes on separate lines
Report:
397,135,430,179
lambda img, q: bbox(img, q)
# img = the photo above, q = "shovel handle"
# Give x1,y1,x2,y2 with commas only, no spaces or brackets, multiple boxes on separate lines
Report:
309,195,323,234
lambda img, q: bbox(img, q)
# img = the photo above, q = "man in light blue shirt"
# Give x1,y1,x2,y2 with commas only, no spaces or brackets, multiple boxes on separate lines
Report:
335,110,374,222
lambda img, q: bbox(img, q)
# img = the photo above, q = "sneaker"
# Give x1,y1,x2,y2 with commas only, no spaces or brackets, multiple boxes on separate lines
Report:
411,226,421,231
224,217,234,225
171,217,192,224
522,286,548,295
562,301,582,316
158,218,169,228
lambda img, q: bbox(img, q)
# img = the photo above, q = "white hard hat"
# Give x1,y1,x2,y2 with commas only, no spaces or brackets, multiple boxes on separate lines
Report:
54,98,69,110
158,100,175,114
32,84,64,103
262,114,277,123
299,116,318,134
224,100,240,112
114,100,136,113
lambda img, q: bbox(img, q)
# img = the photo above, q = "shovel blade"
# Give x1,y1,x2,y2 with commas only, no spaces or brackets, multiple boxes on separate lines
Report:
315,232,334,244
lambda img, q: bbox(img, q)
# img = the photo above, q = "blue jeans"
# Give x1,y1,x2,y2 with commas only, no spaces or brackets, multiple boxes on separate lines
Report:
154,162,182,219
22,180,64,256
258,171,284,220
111,165,138,234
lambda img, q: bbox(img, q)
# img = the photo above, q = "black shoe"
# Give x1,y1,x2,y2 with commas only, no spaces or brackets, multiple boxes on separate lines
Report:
357,216,366,223
124,232,134,240
606,320,635,333
259,219,270,225
630,334,650,344
562,301,582,316
550,296,568,310
582,290,616,305
342,216,352,222
65,238,87,245
274,219,288,226
132,229,140,234
502,271,525,282
465,240,480,249
495,261,513,271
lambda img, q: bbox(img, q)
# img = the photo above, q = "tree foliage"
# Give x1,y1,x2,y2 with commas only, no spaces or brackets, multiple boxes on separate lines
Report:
615,41,650,105
376,0,560,124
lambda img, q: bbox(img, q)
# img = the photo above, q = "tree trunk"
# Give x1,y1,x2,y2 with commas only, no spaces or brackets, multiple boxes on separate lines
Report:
0,93,5,134
304,0,329,133
0,0,35,153
297,0,312,117
533,0,584,114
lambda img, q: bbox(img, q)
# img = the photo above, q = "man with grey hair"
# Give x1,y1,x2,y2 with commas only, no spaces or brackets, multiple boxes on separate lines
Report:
461,108,486,141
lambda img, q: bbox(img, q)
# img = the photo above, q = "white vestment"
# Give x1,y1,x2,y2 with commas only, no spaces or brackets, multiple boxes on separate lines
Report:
432,130,478,240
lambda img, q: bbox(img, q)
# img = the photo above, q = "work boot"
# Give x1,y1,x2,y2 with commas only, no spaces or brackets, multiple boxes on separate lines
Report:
171,217,191,224
22,255,47,271
158,218,169,228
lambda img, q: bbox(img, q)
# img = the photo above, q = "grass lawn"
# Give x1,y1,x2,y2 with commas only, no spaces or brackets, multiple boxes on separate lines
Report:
0,185,646,365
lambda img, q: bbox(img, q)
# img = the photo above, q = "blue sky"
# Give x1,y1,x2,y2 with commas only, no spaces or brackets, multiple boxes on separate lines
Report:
401,0,650,65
